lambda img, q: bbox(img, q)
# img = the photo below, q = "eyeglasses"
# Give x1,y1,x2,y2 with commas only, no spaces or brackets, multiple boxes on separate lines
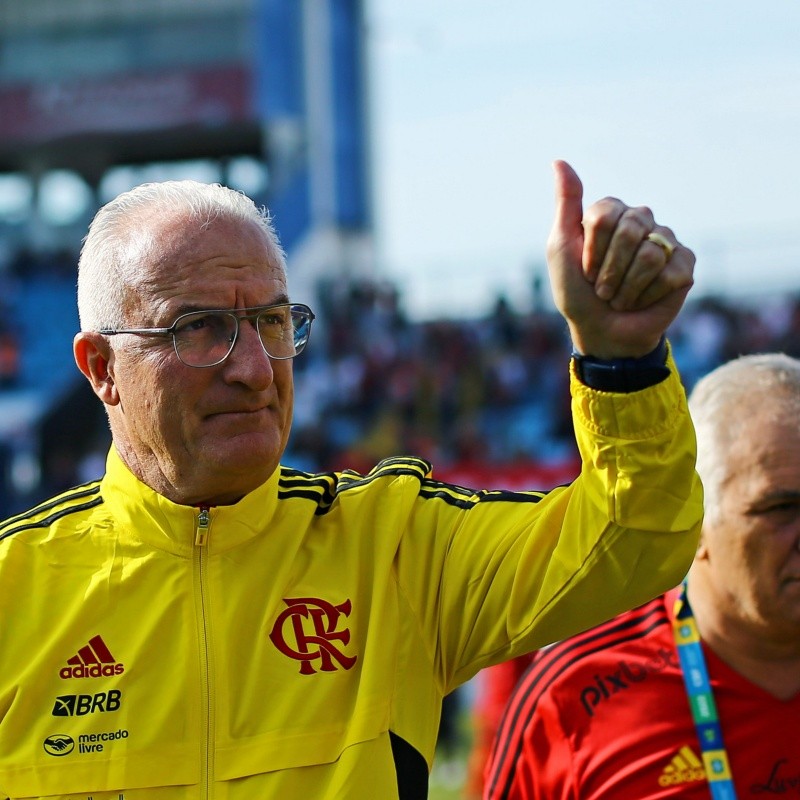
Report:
99,303,315,368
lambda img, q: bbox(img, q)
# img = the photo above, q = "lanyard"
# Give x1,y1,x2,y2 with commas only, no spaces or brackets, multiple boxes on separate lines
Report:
672,583,737,800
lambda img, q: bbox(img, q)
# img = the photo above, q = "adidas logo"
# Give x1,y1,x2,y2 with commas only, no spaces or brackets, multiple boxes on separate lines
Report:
59,635,124,679
658,745,707,787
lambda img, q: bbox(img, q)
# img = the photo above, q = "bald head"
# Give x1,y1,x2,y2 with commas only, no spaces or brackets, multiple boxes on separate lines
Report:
77,180,286,332
689,353,800,521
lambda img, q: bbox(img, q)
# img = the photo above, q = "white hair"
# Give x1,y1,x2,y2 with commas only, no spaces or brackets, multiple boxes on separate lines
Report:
688,352,800,520
77,180,286,330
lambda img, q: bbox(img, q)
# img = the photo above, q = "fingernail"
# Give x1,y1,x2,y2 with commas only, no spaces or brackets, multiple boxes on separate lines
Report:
596,283,613,300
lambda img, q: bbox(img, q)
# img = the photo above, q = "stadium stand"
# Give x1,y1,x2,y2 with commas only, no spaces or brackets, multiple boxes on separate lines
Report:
4,256,800,519
13,274,78,391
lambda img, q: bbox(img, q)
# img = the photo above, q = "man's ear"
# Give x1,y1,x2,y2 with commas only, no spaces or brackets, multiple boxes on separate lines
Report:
73,332,120,406
694,533,709,562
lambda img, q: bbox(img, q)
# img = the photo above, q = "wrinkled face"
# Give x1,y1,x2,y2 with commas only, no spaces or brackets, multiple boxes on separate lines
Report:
700,412,800,636
104,212,294,505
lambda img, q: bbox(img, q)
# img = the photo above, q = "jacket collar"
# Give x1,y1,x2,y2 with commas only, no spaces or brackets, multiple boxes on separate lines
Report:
100,446,281,557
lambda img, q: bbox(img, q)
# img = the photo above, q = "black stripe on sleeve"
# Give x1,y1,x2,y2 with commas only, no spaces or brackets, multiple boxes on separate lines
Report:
0,496,104,543
0,483,100,535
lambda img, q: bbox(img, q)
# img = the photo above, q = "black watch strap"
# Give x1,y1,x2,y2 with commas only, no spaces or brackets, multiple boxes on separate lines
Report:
572,336,669,393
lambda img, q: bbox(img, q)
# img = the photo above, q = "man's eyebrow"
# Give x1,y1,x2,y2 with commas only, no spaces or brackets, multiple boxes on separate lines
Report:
169,303,208,319
166,295,292,320
749,489,800,511
767,490,800,501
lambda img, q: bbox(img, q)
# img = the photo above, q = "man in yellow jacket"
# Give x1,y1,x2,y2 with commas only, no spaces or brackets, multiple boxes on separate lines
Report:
0,161,701,799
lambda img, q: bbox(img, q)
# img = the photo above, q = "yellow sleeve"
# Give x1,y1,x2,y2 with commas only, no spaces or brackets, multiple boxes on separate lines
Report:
397,348,704,691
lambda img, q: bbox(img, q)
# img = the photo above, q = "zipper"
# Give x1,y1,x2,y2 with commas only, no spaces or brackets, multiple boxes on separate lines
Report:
193,505,214,797
195,505,211,546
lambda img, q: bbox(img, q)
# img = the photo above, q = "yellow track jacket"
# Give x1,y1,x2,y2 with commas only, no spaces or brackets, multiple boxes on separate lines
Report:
0,358,703,799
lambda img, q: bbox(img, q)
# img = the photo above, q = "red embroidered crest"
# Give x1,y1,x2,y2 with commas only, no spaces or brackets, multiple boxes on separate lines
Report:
269,597,358,675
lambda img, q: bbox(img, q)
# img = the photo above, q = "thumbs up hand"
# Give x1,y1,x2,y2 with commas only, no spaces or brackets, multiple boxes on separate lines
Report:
546,160,695,359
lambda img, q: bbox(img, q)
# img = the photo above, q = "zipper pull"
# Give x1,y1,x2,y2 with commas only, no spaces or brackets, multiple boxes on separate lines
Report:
195,505,211,546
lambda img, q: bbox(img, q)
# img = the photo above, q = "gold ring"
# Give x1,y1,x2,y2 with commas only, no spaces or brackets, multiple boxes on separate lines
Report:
646,231,675,261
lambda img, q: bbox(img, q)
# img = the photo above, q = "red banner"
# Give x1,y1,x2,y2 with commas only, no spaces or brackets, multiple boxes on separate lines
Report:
435,459,580,492
0,64,253,145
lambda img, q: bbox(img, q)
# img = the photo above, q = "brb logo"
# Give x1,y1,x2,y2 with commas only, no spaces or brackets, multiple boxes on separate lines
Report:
269,597,357,675
52,690,122,716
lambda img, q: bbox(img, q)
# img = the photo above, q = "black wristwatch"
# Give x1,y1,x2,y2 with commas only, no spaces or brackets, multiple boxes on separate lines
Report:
571,336,669,393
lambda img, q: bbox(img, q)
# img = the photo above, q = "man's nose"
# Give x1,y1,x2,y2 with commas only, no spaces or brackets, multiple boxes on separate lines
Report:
222,318,274,387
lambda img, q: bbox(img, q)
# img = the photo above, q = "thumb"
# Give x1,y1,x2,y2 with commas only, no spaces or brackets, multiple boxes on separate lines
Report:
546,160,590,322
550,159,584,246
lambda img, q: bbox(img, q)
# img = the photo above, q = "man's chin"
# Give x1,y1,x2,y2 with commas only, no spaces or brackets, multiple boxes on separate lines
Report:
198,436,281,488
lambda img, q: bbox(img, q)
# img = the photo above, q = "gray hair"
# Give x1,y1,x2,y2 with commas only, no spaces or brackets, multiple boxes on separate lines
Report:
688,352,800,520
77,180,286,330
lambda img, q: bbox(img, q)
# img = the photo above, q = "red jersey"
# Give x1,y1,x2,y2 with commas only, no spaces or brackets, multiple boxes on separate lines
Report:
465,655,535,797
485,587,800,799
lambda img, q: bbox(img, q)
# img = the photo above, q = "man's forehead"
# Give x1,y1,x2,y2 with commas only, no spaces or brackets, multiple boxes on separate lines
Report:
723,420,800,492
147,210,274,261
118,213,286,322
121,210,281,280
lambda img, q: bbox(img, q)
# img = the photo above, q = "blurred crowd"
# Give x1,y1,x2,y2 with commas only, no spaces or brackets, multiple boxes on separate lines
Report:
3,266,800,511
0,319,19,389
286,278,800,479
287,280,576,476
0,267,22,389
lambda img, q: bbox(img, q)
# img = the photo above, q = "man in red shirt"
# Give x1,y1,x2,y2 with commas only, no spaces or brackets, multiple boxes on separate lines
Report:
485,352,800,799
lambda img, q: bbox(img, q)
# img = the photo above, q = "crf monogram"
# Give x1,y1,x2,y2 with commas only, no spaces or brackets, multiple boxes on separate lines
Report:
269,597,357,675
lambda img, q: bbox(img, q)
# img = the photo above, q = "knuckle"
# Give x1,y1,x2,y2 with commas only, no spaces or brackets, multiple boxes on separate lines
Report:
665,261,694,289
637,246,664,271
630,204,655,222
620,207,653,234
669,250,695,277
658,224,676,239
596,196,624,213
613,218,648,247
584,197,624,229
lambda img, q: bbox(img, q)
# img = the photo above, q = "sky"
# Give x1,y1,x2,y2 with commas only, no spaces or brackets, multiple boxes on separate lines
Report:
366,1,800,319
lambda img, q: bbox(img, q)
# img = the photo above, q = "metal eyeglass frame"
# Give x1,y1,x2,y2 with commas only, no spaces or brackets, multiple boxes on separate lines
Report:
98,302,315,368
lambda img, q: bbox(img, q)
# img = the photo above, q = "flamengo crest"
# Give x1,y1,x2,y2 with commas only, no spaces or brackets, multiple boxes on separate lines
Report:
269,597,357,675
